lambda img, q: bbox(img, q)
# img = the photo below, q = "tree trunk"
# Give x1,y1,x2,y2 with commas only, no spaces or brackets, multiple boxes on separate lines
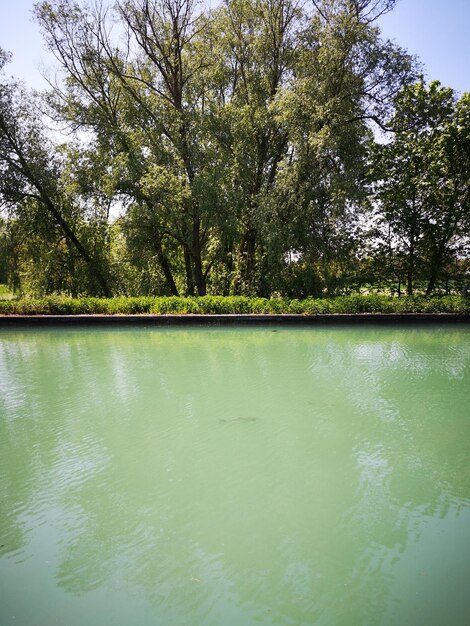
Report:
223,242,234,296
406,272,413,296
406,240,414,296
193,258,206,296
184,246,195,295
154,236,178,296
236,225,257,294
257,247,270,297
426,270,438,295
192,215,206,295
426,249,443,295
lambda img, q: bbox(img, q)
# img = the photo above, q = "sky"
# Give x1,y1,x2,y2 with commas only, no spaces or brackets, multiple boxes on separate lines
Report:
0,0,469,93
378,0,470,94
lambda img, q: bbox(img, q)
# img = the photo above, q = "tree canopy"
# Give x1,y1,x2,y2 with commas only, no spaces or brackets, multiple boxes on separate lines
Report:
0,0,468,297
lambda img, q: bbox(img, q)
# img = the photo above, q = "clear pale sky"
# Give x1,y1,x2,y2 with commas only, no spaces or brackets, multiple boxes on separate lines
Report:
1,0,469,93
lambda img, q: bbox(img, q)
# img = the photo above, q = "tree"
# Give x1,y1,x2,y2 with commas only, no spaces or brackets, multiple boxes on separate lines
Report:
255,0,415,295
32,0,416,297
371,80,470,295
0,48,112,295
36,0,218,295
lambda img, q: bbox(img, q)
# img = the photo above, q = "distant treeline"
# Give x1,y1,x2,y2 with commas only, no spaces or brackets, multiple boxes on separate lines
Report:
0,0,468,298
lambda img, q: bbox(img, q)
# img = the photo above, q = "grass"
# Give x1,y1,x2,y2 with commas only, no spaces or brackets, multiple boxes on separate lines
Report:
0,284,15,300
0,294,469,315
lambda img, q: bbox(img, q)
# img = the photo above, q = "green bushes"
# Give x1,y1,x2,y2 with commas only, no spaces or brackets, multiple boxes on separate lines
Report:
0,295,469,315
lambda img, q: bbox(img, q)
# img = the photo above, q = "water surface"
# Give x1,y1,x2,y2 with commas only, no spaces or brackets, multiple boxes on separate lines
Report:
1,325,469,625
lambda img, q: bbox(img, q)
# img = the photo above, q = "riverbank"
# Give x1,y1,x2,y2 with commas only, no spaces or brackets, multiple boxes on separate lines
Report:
0,294,469,317
0,312,469,325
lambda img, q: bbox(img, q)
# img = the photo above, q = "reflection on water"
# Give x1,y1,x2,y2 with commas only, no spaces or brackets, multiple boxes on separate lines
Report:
1,326,469,625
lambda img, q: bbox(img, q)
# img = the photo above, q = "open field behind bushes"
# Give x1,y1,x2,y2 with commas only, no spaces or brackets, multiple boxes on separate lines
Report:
0,295,469,316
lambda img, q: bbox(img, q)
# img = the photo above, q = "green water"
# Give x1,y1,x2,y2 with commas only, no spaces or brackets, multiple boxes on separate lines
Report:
1,326,469,626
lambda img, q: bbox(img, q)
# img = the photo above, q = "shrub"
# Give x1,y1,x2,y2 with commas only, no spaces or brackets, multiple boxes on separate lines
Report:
0,294,469,315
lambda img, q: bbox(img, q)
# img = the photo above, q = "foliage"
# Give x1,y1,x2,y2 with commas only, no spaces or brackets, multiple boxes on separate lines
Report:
0,294,468,316
17,0,415,297
370,80,470,295
0,3,468,298
0,52,112,296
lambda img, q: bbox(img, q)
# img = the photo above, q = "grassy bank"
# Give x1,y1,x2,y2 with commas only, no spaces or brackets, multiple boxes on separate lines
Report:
0,284,14,300
0,295,469,316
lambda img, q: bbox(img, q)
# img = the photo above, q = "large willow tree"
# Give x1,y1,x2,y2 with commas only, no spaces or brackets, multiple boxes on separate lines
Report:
1,0,416,296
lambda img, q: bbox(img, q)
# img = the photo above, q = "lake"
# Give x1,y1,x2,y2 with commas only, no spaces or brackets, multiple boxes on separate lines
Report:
1,325,469,625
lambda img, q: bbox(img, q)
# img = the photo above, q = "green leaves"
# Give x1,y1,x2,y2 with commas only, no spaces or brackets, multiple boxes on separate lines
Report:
6,2,454,298
370,80,470,295
1,293,469,315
